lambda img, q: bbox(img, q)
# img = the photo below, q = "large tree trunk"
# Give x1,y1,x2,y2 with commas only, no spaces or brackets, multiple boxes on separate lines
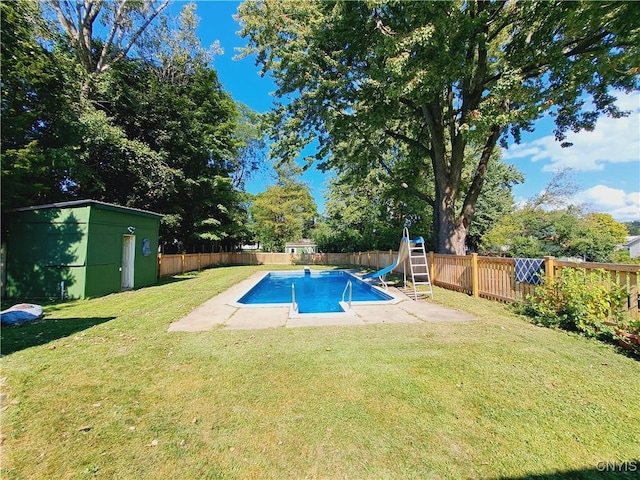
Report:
434,183,468,255
426,100,472,256
428,116,502,255
437,218,468,255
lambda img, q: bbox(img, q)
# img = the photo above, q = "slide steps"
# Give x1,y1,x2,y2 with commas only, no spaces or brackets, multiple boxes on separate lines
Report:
362,227,434,302
403,229,434,301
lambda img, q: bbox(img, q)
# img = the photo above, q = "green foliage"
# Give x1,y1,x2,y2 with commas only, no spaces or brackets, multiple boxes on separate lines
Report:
464,156,524,252
614,318,640,356
611,249,640,266
568,213,629,262
2,1,262,252
523,268,628,339
315,132,521,253
238,0,639,254
0,0,81,211
103,57,254,251
314,168,433,252
481,205,579,258
624,221,640,236
481,172,629,261
482,207,629,261
251,178,318,252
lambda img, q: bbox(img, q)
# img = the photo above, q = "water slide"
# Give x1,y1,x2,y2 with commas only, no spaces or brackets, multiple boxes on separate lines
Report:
363,227,425,284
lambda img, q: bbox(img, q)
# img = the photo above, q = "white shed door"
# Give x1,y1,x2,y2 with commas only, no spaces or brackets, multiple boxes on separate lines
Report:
121,235,135,290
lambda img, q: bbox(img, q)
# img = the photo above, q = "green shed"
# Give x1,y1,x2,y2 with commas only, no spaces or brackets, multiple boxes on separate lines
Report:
5,200,163,300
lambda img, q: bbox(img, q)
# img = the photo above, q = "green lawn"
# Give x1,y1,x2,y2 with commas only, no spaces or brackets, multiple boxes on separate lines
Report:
1,265,639,479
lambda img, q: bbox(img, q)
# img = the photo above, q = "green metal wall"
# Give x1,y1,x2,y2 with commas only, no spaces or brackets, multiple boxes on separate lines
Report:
5,203,160,300
5,206,90,299
85,207,160,297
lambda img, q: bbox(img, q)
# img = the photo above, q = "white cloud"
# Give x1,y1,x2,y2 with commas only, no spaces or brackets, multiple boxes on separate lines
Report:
503,91,640,172
572,185,640,222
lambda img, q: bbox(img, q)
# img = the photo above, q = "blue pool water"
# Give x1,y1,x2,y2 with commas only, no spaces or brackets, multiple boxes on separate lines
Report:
237,270,393,313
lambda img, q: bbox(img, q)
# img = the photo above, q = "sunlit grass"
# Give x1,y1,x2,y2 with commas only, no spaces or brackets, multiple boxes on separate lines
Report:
1,265,639,479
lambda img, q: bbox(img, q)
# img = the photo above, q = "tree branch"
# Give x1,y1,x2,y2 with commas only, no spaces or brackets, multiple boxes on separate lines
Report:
105,0,171,71
398,97,422,118
376,155,434,207
460,123,501,227
383,128,431,156
484,29,616,86
96,0,127,73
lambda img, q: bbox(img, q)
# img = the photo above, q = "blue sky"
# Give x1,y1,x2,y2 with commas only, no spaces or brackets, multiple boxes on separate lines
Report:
178,1,640,222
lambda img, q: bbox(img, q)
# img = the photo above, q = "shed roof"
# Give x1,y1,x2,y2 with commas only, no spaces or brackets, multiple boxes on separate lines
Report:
8,199,164,218
285,239,317,247
625,235,640,247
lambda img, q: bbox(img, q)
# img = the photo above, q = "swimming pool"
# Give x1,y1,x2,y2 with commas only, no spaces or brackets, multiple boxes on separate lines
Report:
237,270,395,314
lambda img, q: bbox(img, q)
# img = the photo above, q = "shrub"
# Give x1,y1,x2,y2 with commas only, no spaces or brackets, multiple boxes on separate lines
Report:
522,267,628,338
614,318,640,356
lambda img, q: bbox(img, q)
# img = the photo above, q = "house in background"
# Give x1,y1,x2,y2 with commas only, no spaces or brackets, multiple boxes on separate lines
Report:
624,235,640,259
5,200,162,300
285,239,317,254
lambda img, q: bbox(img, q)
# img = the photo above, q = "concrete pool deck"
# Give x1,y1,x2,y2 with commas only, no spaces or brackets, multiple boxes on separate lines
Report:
168,271,476,332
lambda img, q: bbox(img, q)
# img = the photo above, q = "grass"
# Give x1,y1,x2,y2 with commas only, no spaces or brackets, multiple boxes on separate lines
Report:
1,265,639,479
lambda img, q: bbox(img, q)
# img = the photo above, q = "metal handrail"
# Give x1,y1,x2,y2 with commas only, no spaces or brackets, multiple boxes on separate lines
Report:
341,280,352,308
291,283,298,312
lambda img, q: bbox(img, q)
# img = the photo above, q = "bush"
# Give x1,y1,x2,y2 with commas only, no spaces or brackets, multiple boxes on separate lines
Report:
522,268,628,338
614,318,640,356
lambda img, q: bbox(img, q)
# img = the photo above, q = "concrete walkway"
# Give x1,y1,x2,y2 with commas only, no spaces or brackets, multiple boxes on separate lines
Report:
168,271,476,332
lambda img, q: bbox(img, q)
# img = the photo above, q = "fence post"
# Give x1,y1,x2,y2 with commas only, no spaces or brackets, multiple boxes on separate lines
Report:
181,254,186,274
428,252,435,284
630,272,638,319
544,256,555,283
471,253,479,298
157,253,162,278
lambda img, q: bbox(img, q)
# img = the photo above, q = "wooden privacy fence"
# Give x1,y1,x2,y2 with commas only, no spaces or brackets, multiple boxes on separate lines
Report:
427,253,638,318
157,251,397,277
157,252,639,319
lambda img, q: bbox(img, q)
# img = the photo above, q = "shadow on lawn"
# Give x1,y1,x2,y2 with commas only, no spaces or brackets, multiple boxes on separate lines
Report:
1,316,115,355
494,462,640,480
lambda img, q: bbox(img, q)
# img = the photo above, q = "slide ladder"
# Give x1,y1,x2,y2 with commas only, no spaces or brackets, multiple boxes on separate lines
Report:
403,228,434,301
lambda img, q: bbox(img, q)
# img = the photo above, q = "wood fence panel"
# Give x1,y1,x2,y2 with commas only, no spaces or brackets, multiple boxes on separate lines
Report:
630,272,638,319
182,254,198,272
433,254,472,294
477,257,515,303
158,254,183,277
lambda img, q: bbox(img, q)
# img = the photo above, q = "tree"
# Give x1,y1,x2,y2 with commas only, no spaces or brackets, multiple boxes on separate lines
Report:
481,186,629,262
0,0,81,213
465,157,524,252
237,0,639,254
100,29,255,251
231,103,267,190
481,205,585,258
251,176,318,252
569,213,628,262
48,0,170,76
315,167,432,252
624,221,640,236
2,1,260,252
315,124,522,253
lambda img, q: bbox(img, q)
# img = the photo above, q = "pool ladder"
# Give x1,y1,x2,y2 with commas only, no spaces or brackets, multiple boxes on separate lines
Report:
291,283,298,312
342,280,352,308
293,280,353,313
